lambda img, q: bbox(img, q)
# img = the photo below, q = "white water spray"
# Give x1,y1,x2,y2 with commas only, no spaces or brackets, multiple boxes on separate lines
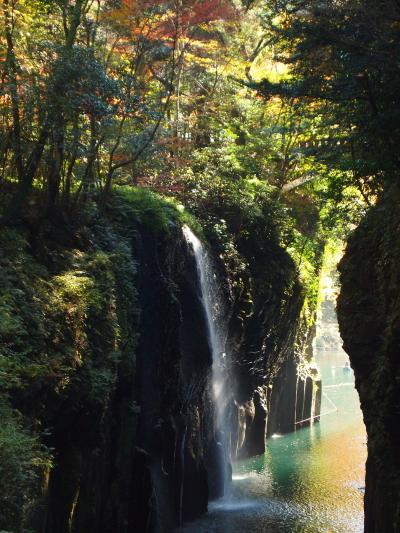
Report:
182,225,231,495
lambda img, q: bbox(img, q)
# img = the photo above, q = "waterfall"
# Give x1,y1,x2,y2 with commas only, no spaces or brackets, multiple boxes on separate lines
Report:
182,225,231,496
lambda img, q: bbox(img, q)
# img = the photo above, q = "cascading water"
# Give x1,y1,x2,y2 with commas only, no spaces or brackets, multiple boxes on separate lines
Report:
183,225,231,496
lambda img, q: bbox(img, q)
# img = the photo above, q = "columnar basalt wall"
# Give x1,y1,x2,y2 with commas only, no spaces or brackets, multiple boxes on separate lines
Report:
133,227,214,530
337,185,400,533
220,228,322,458
34,225,220,533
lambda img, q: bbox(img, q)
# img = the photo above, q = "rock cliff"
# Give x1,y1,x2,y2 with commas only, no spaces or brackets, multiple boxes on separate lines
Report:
0,191,321,533
337,185,400,532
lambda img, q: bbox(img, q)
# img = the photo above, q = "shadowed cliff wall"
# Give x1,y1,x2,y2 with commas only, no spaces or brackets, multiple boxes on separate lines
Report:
338,185,400,533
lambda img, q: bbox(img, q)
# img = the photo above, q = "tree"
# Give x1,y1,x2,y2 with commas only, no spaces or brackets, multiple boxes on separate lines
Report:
254,0,400,198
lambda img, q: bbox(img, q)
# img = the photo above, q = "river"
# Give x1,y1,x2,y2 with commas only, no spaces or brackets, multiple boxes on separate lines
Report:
181,280,367,533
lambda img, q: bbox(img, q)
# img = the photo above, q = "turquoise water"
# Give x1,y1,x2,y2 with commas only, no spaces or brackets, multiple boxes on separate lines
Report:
181,317,367,532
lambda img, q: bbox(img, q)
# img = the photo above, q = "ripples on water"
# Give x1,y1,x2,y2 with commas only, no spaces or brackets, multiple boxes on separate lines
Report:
179,302,367,533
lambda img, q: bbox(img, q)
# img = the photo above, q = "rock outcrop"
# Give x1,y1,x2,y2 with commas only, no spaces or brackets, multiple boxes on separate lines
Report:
38,224,221,533
1,193,321,533
223,229,321,456
337,184,400,533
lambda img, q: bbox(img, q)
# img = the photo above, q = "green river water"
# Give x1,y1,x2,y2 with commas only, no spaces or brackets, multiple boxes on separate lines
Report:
182,297,367,533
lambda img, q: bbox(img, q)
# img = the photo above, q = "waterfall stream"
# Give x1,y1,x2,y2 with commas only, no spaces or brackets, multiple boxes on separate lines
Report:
183,225,231,496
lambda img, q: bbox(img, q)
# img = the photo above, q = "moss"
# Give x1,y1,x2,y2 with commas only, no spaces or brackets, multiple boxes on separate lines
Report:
0,200,142,530
0,401,52,532
113,185,204,237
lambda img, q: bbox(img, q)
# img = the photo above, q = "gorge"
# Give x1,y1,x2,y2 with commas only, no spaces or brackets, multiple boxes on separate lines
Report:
1,0,400,532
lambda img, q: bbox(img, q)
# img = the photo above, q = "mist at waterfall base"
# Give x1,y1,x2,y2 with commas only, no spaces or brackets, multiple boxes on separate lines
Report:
178,268,367,533
183,226,232,497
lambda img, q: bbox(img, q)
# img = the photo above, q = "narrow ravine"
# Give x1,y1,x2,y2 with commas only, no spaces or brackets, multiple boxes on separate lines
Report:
180,273,367,533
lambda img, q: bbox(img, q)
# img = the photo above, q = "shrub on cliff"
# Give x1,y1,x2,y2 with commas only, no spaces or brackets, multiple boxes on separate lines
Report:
0,401,51,532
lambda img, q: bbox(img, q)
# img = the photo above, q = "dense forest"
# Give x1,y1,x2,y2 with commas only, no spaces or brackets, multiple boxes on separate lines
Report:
2,0,384,220
1,0,400,532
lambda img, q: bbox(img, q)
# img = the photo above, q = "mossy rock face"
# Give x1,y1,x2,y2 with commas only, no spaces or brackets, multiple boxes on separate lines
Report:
338,184,400,533
0,187,322,532
0,192,213,533
0,206,140,532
